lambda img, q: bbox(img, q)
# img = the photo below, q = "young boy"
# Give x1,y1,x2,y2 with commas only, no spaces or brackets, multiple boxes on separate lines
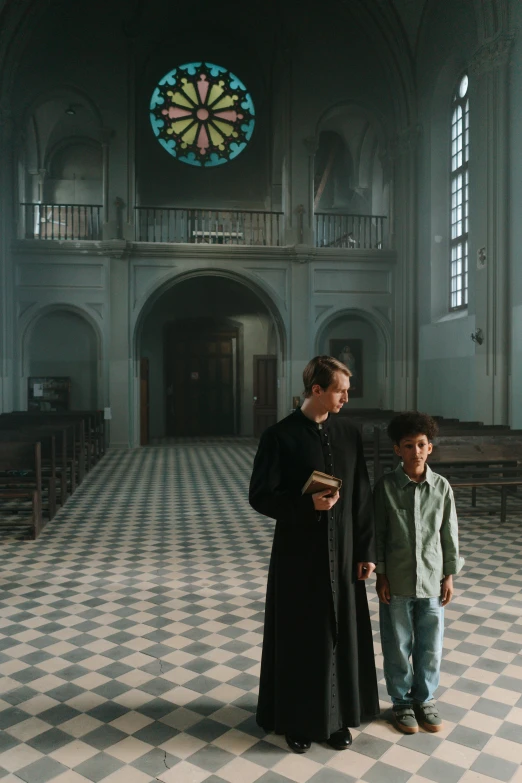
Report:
373,412,464,734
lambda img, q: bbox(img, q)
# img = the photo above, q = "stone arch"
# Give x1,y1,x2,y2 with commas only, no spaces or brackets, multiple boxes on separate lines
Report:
20,303,103,409
18,85,104,134
16,86,105,207
131,267,288,443
314,307,391,409
132,267,287,363
314,101,391,219
44,135,103,205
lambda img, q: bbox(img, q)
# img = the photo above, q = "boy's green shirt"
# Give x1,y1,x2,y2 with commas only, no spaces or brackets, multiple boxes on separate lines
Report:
373,463,465,598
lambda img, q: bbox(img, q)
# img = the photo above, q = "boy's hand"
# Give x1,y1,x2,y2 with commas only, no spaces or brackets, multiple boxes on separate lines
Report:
376,574,391,604
441,575,453,606
312,489,340,511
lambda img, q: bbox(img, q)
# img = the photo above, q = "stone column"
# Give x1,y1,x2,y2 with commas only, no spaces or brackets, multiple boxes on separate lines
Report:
108,252,131,446
288,252,313,408
0,104,14,412
101,127,111,228
283,89,316,247
470,32,515,424
389,125,420,411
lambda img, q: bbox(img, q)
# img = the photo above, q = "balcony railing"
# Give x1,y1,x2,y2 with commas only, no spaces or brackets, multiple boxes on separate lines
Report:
21,203,103,241
135,206,284,246
315,213,387,249
19,204,389,250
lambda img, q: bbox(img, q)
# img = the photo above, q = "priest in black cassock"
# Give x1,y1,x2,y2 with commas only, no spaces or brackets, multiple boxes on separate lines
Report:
249,355,379,753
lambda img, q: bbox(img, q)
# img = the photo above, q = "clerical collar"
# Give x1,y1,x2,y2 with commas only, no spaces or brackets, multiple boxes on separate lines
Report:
295,407,331,430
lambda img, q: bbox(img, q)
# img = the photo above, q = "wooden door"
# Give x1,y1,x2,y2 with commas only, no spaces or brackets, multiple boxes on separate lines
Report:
253,355,278,437
165,325,236,436
140,358,149,445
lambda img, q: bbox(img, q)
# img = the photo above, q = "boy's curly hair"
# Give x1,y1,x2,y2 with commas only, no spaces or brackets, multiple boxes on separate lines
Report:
387,411,439,444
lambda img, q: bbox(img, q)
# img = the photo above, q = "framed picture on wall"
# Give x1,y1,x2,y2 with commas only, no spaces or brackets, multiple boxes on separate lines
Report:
329,339,363,398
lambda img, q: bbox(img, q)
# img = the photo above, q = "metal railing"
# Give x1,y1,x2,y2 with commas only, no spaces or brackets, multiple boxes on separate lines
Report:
135,206,284,246
315,213,387,249
21,203,103,240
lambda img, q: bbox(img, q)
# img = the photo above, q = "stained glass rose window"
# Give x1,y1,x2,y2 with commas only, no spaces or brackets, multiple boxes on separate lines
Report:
150,62,255,167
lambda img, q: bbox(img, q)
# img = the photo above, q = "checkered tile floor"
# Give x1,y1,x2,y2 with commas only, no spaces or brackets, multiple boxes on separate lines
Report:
1,441,522,783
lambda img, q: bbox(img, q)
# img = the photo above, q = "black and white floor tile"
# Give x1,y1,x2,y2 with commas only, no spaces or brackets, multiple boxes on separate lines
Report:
1,440,522,783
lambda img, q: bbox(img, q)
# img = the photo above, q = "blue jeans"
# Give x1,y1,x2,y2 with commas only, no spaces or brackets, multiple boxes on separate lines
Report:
379,596,444,706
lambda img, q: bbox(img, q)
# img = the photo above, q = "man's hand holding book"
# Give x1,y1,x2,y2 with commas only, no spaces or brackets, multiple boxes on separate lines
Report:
302,470,342,511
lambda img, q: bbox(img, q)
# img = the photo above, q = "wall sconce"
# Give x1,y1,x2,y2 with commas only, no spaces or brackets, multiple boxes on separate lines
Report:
471,328,484,345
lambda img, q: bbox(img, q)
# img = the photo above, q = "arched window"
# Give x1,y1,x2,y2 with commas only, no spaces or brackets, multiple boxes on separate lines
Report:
450,74,469,310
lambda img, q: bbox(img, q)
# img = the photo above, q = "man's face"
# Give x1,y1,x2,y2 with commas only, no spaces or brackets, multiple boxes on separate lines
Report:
313,372,350,413
394,433,433,472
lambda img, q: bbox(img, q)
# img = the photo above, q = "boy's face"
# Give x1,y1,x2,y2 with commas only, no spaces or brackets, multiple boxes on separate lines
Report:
394,432,433,472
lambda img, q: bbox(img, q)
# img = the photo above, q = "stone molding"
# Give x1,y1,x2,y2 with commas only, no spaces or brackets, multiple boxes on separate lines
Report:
12,238,397,265
469,30,517,75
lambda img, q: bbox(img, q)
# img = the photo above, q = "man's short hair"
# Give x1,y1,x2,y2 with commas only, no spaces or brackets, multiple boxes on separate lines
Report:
387,411,439,444
302,355,351,398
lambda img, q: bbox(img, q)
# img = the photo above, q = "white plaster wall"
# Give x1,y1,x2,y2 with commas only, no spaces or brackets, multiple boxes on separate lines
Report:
416,0,479,422
418,314,476,419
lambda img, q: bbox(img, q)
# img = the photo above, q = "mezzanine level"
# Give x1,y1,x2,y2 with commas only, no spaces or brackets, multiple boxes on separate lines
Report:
19,203,389,250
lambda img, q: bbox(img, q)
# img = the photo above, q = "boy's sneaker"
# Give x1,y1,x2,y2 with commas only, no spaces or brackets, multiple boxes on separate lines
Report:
392,705,418,734
415,701,443,732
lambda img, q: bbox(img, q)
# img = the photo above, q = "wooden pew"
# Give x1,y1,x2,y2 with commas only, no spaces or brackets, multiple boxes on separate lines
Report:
372,424,522,481
1,413,85,486
2,422,73,504
0,442,43,538
430,444,522,523
0,431,56,519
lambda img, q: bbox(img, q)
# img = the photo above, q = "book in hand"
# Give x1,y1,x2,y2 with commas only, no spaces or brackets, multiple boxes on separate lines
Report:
302,470,342,495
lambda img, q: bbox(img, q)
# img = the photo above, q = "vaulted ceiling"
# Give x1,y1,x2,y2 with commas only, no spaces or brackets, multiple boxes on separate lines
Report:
391,0,428,53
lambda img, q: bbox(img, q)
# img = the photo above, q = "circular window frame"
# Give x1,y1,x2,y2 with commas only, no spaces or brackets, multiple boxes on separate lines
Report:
150,61,255,168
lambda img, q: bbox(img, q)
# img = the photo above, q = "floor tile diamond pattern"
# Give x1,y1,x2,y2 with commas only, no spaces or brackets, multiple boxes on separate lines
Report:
1,440,522,783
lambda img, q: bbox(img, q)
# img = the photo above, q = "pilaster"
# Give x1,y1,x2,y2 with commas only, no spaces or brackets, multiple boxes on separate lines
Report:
109,254,131,446
288,252,312,407
469,31,515,424
0,103,15,412
389,124,420,411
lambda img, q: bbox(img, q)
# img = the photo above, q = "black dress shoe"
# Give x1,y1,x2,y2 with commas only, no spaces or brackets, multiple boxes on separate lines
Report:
285,735,311,753
326,727,352,750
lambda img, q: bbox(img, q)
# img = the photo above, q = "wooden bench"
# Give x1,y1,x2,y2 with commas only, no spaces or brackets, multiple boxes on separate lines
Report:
2,413,86,486
0,442,43,538
429,444,522,523
0,431,57,519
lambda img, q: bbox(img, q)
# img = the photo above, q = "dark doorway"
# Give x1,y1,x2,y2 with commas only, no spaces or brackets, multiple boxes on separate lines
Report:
140,357,150,445
165,320,238,436
253,354,278,436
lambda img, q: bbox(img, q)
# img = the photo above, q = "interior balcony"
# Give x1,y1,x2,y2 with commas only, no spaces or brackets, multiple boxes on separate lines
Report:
19,203,389,250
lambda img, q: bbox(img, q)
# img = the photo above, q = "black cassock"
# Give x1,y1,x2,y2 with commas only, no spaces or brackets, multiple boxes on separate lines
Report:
249,408,379,740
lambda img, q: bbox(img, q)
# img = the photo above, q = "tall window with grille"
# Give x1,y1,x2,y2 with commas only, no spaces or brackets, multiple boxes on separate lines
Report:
450,74,469,309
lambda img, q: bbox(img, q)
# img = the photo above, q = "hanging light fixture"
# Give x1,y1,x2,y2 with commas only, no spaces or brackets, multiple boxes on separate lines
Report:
65,103,82,115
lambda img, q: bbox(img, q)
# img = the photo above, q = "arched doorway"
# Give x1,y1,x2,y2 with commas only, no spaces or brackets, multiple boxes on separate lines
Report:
138,275,283,439
25,309,99,411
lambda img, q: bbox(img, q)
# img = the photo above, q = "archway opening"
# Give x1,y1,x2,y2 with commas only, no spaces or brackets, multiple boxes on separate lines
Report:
314,106,388,217
26,310,99,411
139,275,280,439
317,312,386,409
